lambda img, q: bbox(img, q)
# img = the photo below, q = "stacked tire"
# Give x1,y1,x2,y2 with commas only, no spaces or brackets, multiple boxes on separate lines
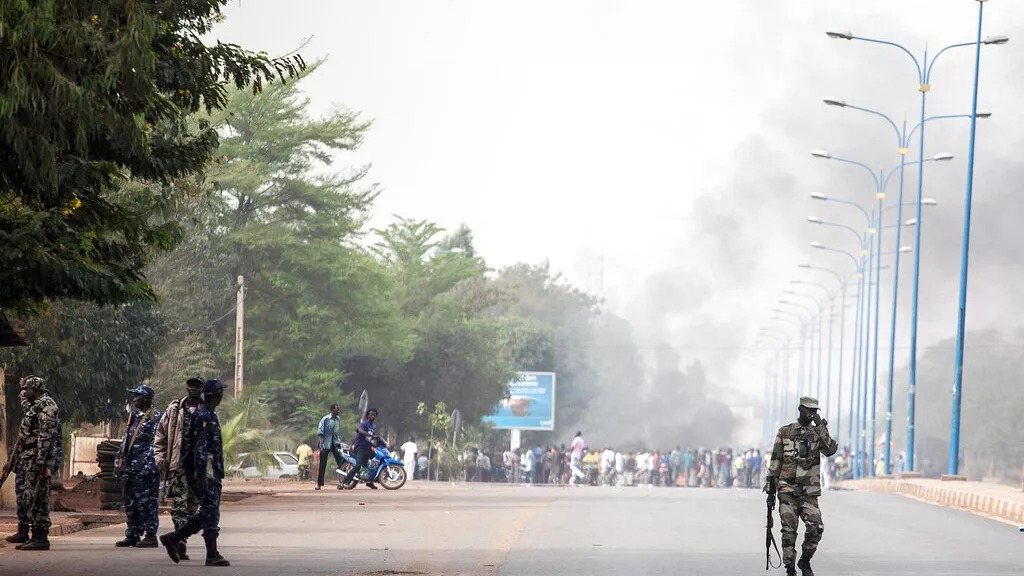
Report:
96,440,123,510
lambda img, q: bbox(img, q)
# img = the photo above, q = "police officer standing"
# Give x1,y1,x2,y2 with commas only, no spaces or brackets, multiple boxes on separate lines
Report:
13,376,59,551
154,376,205,560
159,379,229,567
115,385,162,548
765,396,838,576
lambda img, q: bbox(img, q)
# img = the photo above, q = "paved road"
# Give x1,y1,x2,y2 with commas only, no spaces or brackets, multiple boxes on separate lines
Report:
0,483,1021,575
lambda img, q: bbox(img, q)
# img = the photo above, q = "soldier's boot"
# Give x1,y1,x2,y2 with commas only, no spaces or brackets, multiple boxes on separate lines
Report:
159,531,183,563
797,554,815,576
134,533,158,548
17,528,50,551
785,565,797,576
115,536,140,547
5,524,30,544
177,540,190,561
203,534,230,567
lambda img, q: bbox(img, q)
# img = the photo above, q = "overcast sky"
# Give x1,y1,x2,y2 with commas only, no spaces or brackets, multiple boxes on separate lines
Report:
215,1,1023,426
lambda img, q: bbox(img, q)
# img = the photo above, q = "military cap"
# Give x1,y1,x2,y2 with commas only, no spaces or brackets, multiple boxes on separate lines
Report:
20,375,46,391
203,379,226,396
127,384,155,400
799,396,820,410
186,376,205,387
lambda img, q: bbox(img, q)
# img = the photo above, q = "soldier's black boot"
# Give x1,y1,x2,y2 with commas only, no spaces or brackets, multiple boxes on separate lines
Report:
18,527,50,551
159,531,183,563
5,524,29,544
203,534,230,566
134,533,158,548
798,555,815,576
177,540,190,560
785,564,797,576
115,535,140,547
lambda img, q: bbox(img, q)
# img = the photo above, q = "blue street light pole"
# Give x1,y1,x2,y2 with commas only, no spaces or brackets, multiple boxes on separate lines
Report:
823,99,967,474
825,25,1008,473
950,1,995,477
809,242,863,471
798,264,856,443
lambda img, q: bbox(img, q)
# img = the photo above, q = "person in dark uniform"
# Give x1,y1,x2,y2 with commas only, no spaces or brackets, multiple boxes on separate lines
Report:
14,375,60,551
158,379,229,567
115,385,162,548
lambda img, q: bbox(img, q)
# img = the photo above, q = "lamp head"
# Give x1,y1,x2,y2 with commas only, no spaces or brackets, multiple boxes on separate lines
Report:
806,216,824,224
810,192,828,201
811,150,831,159
932,152,954,161
826,30,854,40
983,35,1009,46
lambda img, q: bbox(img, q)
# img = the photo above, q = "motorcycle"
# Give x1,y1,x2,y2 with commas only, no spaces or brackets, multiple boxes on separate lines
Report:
335,439,407,490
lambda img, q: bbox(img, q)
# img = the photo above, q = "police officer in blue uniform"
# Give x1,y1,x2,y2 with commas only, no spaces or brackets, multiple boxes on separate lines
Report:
116,385,162,548
159,379,229,567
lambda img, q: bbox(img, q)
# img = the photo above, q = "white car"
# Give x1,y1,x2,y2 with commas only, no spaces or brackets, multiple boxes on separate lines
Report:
230,452,300,479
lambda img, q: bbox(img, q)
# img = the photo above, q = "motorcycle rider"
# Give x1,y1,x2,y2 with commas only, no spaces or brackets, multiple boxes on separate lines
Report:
341,408,379,489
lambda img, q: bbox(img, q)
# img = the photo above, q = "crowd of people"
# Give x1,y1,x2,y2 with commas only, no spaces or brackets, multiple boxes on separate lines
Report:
457,433,767,489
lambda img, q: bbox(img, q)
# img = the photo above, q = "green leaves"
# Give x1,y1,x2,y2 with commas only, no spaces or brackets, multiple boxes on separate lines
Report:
0,0,305,317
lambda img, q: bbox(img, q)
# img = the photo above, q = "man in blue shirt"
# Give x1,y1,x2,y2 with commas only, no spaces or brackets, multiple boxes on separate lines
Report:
115,385,162,548
341,408,378,489
315,404,344,490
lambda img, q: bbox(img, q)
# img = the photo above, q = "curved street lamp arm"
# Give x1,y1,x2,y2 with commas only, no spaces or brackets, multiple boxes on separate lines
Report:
907,113,972,143
830,155,882,192
819,220,868,248
926,42,978,81
844,103,903,146
852,35,924,81
819,196,872,224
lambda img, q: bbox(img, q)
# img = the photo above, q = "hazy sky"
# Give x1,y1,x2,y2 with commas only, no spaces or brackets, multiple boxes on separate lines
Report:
215,1,1024,429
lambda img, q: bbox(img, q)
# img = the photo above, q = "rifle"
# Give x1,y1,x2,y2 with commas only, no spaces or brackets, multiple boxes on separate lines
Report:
1,440,21,487
765,476,782,570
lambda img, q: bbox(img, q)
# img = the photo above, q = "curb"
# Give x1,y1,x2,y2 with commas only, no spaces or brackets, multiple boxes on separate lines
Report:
840,479,1024,525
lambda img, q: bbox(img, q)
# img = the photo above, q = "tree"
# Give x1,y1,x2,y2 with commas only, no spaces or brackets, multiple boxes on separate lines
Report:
1,299,162,433
0,0,304,317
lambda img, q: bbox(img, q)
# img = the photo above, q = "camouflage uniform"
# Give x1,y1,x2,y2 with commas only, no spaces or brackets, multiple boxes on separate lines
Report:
767,397,838,572
16,381,60,542
118,404,162,541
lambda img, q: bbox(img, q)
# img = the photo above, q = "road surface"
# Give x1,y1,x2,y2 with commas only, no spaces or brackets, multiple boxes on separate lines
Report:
0,483,1020,575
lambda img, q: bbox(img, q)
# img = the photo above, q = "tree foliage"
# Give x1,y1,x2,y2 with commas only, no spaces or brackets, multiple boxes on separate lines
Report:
0,0,304,316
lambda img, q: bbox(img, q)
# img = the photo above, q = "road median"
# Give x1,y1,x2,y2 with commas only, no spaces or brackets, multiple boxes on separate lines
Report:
837,477,1024,525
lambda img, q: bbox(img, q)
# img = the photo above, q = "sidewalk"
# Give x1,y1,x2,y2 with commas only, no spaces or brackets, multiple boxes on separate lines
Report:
838,477,1024,525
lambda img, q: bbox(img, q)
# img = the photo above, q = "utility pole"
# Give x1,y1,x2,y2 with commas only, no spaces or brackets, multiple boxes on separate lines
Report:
234,275,245,398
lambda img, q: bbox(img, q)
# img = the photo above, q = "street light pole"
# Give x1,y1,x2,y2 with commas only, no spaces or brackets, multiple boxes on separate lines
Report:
950,0,993,477
827,26,1008,474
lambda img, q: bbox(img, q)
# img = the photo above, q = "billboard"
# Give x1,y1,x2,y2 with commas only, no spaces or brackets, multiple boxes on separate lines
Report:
482,371,556,431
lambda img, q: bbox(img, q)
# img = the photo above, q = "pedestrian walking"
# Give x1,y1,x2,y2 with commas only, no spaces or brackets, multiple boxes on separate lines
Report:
13,375,59,551
154,376,205,561
159,379,230,566
295,442,313,481
764,396,838,576
315,404,345,490
115,385,162,548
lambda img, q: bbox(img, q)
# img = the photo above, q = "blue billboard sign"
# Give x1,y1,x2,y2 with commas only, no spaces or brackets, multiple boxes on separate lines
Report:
482,371,556,431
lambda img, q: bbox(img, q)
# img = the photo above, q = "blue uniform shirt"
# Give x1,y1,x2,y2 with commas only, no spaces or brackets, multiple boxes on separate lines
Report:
119,409,162,474
192,404,224,480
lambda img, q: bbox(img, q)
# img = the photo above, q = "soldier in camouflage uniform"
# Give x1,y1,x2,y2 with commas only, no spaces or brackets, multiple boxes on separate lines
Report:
6,387,65,546
160,379,230,567
115,385,162,548
14,376,60,551
154,376,205,560
765,396,838,576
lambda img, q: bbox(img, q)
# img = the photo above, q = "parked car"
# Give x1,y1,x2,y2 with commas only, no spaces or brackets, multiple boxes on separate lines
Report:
229,451,300,479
